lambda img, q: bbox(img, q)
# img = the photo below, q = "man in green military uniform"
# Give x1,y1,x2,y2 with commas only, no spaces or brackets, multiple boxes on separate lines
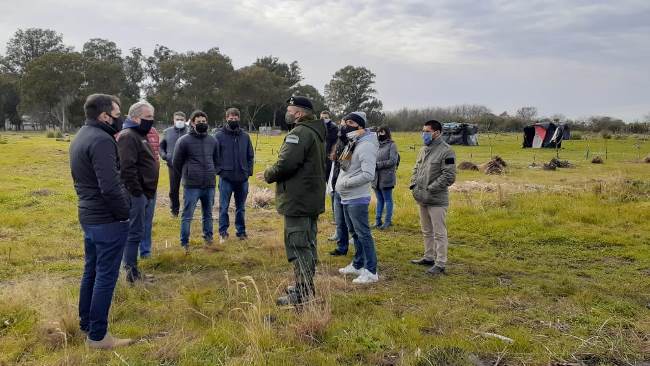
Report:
260,96,326,306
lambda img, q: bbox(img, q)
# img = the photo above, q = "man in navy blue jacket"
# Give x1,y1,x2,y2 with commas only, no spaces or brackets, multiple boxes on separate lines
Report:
214,107,254,243
69,94,133,349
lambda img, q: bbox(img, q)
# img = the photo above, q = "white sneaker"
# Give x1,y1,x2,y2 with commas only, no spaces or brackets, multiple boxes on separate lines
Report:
339,263,362,275
352,269,379,284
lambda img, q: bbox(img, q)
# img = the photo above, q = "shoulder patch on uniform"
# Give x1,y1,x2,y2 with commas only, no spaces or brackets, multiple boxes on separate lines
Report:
285,134,300,144
445,157,455,164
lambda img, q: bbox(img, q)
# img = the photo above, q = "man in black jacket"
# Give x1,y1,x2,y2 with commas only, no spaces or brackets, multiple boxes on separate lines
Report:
69,94,133,349
160,111,188,216
116,101,159,283
172,110,220,251
214,107,254,243
321,110,339,182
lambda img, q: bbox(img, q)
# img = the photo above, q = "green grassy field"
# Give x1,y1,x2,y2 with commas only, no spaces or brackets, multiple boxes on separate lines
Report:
0,131,649,365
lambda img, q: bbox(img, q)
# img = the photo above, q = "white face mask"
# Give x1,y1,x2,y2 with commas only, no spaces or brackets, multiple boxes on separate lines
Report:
174,120,185,129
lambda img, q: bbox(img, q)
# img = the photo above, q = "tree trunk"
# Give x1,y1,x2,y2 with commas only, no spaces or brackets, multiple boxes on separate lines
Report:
61,103,66,133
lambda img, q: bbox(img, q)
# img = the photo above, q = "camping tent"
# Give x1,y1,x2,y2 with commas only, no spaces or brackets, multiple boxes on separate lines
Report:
442,122,479,146
522,122,570,148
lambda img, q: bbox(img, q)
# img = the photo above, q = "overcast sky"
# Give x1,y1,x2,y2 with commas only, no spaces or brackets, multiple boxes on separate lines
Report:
1,0,649,120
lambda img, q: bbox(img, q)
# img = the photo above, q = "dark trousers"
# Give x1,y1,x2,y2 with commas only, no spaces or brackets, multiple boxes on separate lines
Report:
333,192,350,254
168,165,182,215
218,177,248,237
79,221,128,341
123,194,147,275
139,193,156,258
284,215,318,298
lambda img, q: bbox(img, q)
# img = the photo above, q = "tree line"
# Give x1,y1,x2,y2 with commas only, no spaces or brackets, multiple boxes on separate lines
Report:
383,105,650,134
0,28,384,131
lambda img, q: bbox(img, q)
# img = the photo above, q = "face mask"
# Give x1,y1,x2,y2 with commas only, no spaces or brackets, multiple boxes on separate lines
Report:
227,120,239,129
342,125,359,139
174,120,185,129
107,115,123,133
285,111,296,125
137,118,154,135
378,133,387,141
195,122,208,134
422,132,433,146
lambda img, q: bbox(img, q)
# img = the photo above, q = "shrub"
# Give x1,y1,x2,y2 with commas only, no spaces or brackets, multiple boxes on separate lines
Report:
600,130,612,139
570,131,583,140
45,131,55,138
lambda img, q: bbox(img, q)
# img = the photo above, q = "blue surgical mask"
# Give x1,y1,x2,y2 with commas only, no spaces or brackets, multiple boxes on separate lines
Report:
422,132,433,145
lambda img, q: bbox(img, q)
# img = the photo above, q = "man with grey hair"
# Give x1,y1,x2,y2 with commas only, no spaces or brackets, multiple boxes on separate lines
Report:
116,100,159,283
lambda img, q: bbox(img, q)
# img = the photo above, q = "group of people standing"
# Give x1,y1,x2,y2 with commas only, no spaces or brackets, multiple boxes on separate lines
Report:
69,94,254,348
68,93,457,349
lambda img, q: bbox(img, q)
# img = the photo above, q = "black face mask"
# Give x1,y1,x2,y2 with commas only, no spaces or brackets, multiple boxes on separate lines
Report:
110,115,124,133
195,122,208,134
378,134,388,141
227,120,239,129
341,125,358,136
137,118,154,135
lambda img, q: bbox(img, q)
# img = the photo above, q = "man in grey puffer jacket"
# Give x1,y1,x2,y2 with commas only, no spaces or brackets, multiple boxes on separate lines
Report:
335,112,380,284
409,119,456,276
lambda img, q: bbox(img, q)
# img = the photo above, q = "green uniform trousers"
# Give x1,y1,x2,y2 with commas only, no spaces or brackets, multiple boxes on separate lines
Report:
283,215,318,298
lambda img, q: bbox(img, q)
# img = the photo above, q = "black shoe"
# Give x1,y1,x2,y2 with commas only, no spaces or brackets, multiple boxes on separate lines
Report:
125,267,142,284
171,211,179,218
379,223,392,230
371,222,383,229
204,237,213,246
277,287,313,306
329,249,347,256
426,266,446,276
237,234,248,241
410,258,435,266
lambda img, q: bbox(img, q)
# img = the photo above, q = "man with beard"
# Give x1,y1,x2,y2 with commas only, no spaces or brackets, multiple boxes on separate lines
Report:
69,94,133,348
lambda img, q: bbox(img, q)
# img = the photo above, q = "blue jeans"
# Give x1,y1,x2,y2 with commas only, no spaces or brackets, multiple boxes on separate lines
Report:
333,192,350,254
139,194,156,258
123,194,147,272
373,188,394,226
180,187,215,246
79,220,129,341
218,177,248,237
342,203,378,274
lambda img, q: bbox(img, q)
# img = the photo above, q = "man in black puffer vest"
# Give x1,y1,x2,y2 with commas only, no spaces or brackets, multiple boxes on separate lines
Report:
172,110,220,251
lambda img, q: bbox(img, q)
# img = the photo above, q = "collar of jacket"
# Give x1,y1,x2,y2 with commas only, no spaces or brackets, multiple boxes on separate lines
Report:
296,115,316,124
175,126,187,132
85,119,119,137
122,118,139,129
223,125,241,135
